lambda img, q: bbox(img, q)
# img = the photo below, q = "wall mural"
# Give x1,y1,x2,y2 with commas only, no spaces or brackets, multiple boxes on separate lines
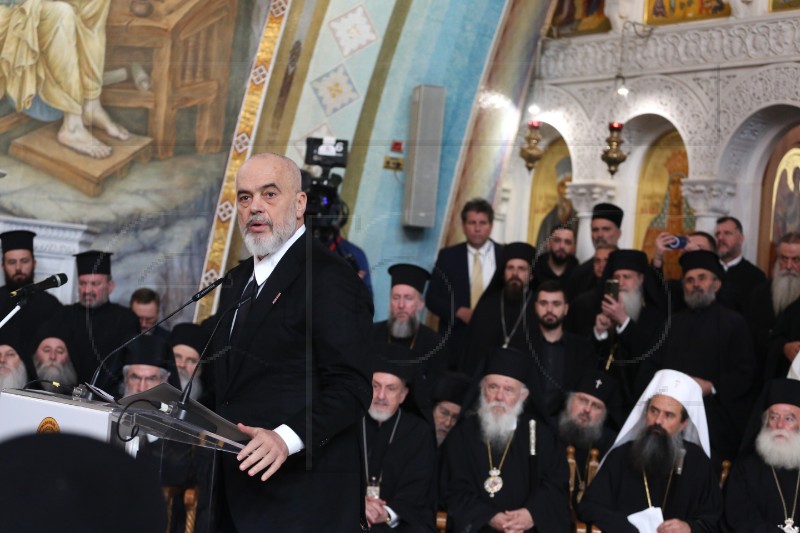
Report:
551,0,611,37
644,0,730,25
527,138,577,250
635,130,693,281
0,0,270,323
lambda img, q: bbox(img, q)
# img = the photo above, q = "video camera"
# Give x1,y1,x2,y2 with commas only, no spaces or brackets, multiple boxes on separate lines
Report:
304,137,349,230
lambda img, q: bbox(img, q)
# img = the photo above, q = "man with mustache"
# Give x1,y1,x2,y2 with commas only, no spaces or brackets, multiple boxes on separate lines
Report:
526,280,596,427
167,322,210,405
578,369,721,532
724,378,800,531
566,202,624,298
760,233,800,378
440,347,570,532
0,230,62,359
431,371,471,447
639,250,756,464
204,152,373,532
533,225,579,287
461,243,538,377
372,264,447,425
32,330,78,393
360,346,437,531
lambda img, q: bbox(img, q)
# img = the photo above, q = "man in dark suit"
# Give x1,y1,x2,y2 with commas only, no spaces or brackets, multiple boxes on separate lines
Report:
426,198,503,370
209,153,374,532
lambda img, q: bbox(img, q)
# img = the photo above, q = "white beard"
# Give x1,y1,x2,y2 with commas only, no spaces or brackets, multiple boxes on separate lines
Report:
478,394,524,450
0,363,28,391
772,262,800,316
620,285,643,322
241,211,297,258
178,372,203,401
368,407,394,423
756,426,800,470
388,314,417,339
35,359,78,392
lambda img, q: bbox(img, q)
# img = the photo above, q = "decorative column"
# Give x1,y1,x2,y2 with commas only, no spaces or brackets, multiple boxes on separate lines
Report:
681,178,736,234
567,180,617,262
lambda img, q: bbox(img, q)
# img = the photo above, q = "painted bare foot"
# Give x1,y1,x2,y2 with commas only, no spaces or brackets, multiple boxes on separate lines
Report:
83,98,130,141
58,114,112,158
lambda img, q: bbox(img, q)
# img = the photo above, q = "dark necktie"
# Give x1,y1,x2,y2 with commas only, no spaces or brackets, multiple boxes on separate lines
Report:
230,276,256,347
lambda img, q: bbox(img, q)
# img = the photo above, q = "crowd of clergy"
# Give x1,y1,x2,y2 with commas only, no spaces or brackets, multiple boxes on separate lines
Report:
2,192,800,532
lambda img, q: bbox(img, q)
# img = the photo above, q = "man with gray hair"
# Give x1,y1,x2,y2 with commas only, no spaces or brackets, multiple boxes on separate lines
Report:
578,369,721,532
0,333,28,391
120,336,171,397
440,347,570,532
724,378,800,531
32,329,78,393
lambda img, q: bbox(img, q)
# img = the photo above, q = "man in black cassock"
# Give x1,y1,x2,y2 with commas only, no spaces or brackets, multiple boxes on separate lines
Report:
361,345,437,532
571,249,667,411
565,202,623,299
638,250,756,463
528,280,596,427
461,242,538,378
578,369,721,532
557,368,619,508
42,251,139,393
440,347,570,532
431,371,471,447
724,378,800,532
0,230,62,365
714,216,766,314
747,232,800,379
533,225,578,288
372,263,447,425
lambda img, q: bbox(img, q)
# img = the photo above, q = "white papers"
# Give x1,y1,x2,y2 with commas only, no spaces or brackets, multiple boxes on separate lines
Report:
627,507,664,533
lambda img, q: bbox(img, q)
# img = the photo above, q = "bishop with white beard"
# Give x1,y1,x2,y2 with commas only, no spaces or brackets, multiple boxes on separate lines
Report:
0,334,28,391
725,378,800,532
439,347,570,532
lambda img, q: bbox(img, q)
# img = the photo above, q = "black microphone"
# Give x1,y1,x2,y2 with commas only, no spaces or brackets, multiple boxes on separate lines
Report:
10,273,68,299
168,292,253,429
83,276,227,399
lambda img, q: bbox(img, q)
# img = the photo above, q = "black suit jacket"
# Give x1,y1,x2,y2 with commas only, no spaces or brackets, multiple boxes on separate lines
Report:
210,231,374,532
426,241,503,368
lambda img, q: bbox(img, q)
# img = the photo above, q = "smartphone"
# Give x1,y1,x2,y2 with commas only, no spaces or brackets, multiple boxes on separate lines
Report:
665,236,689,249
604,279,620,299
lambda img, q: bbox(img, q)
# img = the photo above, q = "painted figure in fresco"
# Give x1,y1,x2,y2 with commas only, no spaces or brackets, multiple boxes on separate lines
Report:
642,169,695,280
774,166,800,242
536,156,577,251
0,0,129,158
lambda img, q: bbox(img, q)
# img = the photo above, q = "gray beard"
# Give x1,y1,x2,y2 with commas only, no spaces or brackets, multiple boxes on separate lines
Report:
478,394,524,451
620,286,643,322
388,314,418,339
772,262,800,316
684,287,717,310
0,363,28,391
756,427,800,470
631,424,684,477
241,212,297,258
558,410,604,449
35,359,78,392
178,372,203,401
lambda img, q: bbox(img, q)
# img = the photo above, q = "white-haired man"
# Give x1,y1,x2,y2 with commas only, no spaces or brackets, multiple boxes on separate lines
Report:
578,369,722,532
32,332,78,393
725,378,800,531
440,347,569,532
0,334,28,391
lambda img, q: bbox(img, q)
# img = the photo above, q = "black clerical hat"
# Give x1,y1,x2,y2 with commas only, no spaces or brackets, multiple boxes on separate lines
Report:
0,433,166,531
371,342,414,384
388,264,430,294
168,323,206,354
592,203,623,228
766,378,800,409
606,249,648,275
432,372,471,406
0,328,24,359
502,242,536,265
484,347,532,383
123,335,172,370
74,250,113,276
0,230,35,254
679,250,723,278
573,368,618,406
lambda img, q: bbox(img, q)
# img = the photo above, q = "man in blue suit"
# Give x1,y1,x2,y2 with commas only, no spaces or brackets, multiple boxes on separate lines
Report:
426,198,503,370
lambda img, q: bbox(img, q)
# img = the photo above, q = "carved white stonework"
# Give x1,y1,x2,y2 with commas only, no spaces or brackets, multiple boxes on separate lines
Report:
681,179,736,217
0,215,98,303
541,15,800,81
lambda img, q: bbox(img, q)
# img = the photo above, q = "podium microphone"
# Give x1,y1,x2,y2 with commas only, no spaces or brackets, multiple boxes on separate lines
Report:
10,273,68,299
168,292,253,429
81,276,227,400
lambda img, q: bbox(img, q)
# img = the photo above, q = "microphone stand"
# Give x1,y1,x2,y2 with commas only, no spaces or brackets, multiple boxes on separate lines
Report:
0,300,24,331
79,277,226,402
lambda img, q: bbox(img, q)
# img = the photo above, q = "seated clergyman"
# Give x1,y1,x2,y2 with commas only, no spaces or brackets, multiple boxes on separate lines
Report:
0,333,28,390
578,369,722,532
440,347,570,532
724,378,800,532
121,336,172,397
32,333,78,393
